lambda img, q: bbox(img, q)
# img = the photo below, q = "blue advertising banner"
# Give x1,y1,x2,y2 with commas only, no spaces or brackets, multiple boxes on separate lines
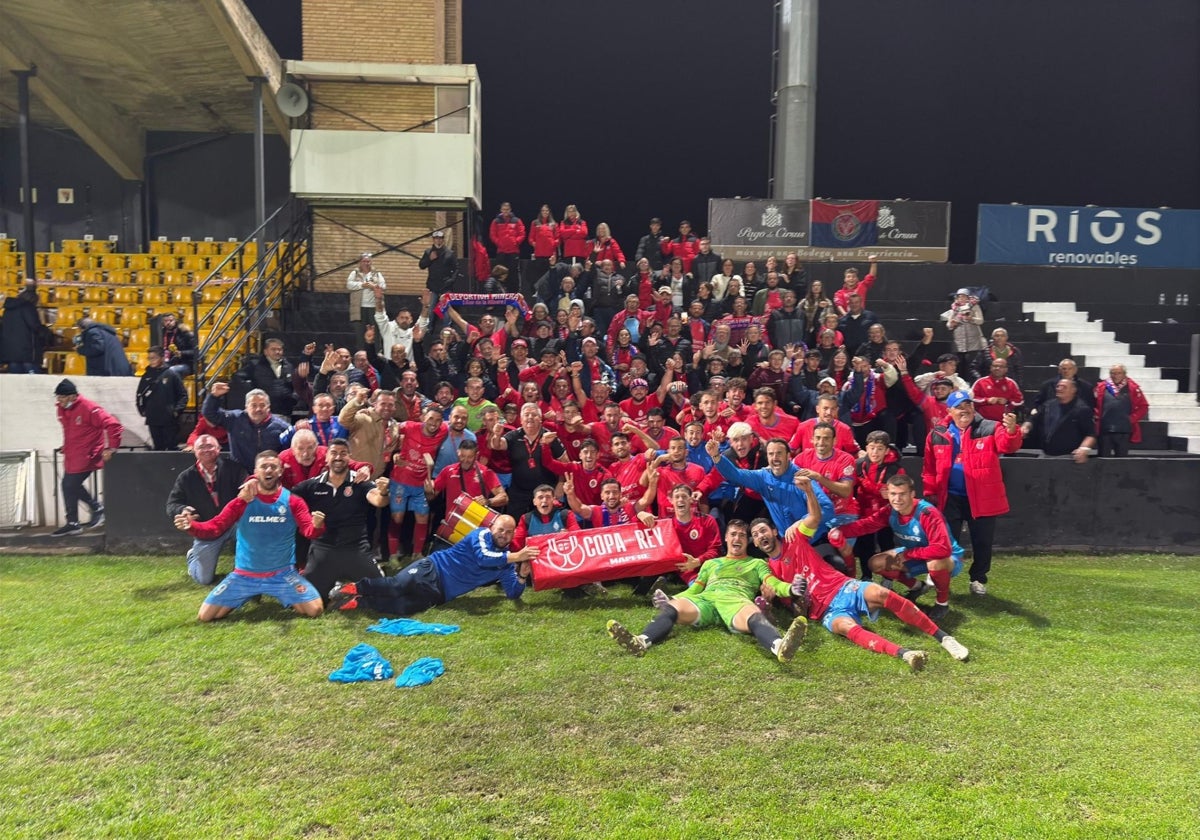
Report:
976,204,1200,269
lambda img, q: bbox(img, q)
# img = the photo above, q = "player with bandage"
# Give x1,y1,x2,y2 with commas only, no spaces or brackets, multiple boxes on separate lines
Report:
605,519,809,662
827,473,963,622
755,475,969,670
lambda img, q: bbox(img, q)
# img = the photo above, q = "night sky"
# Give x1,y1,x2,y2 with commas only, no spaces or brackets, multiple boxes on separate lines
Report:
251,0,1199,263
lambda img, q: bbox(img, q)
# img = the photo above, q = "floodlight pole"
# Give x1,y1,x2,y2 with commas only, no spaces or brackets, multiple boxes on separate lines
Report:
250,76,267,314
13,67,37,280
772,0,818,199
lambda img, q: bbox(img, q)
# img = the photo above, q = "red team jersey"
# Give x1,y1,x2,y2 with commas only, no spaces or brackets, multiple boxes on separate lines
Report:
394,421,449,486
620,394,662,426
668,513,723,583
747,411,799,446
792,448,859,515
770,537,855,622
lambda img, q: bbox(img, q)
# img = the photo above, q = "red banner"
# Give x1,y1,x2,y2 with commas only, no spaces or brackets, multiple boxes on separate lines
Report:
528,519,682,591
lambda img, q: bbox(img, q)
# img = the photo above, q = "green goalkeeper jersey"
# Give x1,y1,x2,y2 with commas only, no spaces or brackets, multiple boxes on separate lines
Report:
681,556,792,602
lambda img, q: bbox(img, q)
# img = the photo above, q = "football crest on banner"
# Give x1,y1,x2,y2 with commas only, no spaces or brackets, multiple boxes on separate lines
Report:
543,535,586,572
761,205,782,228
878,206,895,231
833,213,863,243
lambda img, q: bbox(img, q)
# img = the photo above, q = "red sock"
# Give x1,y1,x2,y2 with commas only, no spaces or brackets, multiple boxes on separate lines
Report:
846,624,900,657
881,568,917,588
413,521,430,556
839,548,857,578
929,568,951,604
883,590,939,634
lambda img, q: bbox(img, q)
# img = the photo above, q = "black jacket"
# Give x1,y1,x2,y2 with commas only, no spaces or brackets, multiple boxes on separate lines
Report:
419,246,459,294
137,365,187,425
165,457,248,520
1,290,49,364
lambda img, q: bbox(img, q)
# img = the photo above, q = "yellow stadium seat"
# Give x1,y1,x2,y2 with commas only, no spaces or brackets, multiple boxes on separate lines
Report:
62,240,87,255
0,238,13,252
76,269,103,284
136,270,161,285
64,354,87,376
1,253,18,269
110,287,138,305
128,254,153,270
172,241,196,255
149,241,170,255
126,327,150,349
98,254,126,270
108,269,133,285
181,254,208,272
46,253,71,270
82,286,110,304
194,241,219,256
163,270,192,285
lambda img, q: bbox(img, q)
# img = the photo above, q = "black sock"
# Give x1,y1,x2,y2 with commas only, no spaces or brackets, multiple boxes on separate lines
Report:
932,630,946,642
642,604,678,644
748,612,781,652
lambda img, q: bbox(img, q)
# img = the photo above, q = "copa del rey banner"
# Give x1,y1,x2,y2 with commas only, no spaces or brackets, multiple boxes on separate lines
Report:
528,519,682,591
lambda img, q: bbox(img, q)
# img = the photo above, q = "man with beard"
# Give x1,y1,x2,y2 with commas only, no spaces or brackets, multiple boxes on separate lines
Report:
292,440,390,603
374,294,429,359
792,394,860,457
175,450,327,621
564,474,656,529
642,436,720,514
713,436,834,539
330,516,537,614
281,392,347,450
606,519,807,662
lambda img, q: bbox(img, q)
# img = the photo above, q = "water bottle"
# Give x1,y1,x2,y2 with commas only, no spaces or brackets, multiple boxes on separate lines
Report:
1158,293,1165,305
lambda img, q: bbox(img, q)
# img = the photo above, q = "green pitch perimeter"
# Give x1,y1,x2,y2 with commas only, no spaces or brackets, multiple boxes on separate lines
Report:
1,553,1197,839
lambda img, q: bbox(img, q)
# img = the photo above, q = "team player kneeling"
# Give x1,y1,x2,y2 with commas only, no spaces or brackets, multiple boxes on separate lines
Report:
607,474,969,670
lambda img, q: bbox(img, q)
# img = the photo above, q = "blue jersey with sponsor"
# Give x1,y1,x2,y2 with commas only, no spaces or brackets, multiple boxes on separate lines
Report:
235,488,297,573
889,500,964,561
432,526,525,601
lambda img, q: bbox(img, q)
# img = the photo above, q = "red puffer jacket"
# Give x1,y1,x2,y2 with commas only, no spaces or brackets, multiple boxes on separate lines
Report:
922,416,1022,517
661,235,700,274
528,221,559,258
558,218,590,259
57,396,123,473
490,214,526,255
589,237,626,267
854,445,905,519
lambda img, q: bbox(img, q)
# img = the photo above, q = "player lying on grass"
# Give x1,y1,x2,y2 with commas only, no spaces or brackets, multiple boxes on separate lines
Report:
328,515,538,615
751,476,969,671
605,519,808,663
174,450,326,622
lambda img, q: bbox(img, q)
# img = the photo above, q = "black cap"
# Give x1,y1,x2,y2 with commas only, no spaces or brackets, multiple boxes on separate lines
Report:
55,379,78,396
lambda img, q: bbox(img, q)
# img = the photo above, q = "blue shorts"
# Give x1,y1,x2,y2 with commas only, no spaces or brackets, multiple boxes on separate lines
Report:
203,567,320,609
389,481,429,515
827,513,859,546
902,554,964,580
821,579,879,632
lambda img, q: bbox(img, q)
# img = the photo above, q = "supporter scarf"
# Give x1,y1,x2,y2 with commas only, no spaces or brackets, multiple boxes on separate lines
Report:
1105,380,1125,397
435,292,531,320
716,314,768,344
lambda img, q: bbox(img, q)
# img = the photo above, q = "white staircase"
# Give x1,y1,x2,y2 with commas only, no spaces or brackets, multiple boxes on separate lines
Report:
1027,302,1200,452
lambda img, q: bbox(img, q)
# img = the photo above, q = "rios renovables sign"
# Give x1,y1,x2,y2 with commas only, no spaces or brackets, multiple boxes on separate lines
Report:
976,204,1200,268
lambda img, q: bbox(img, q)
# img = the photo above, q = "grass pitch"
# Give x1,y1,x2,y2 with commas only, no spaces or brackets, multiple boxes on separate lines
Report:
1,552,1198,839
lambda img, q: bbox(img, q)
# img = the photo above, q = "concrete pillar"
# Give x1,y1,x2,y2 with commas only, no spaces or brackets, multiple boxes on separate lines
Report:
772,0,818,200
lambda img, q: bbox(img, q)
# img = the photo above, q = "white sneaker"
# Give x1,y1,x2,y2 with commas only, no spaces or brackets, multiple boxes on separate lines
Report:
969,581,988,596
940,635,970,661
651,589,671,610
902,650,928,672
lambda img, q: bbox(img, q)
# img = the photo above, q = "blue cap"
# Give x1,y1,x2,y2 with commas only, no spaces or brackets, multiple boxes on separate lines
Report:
945,389,973,408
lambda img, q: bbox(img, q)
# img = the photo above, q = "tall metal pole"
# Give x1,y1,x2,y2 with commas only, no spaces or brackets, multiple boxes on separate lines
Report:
14,68,37,280
250,76,266,319
772,0,818,199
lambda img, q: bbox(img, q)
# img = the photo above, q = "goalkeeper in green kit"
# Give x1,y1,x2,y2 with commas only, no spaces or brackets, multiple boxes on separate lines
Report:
606,519,809,662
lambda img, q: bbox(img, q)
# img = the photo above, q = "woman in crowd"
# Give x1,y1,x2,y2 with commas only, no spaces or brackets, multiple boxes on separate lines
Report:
558,204,590,265
710,258,740,301
800,279,834,345
589,222,626,270
528,205,559,278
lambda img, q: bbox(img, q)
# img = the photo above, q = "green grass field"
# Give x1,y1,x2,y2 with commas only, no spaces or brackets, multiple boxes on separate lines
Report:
1,552,1198,839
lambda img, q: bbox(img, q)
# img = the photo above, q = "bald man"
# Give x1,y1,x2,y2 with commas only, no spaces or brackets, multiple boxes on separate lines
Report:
329,516,539,614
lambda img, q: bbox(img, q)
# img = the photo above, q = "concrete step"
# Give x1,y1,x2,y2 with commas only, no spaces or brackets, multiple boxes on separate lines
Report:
1038,316,1094,330
1150,409,1200,425
1078,351,1146,366
1164,421,1200,436
1027,302,1082,314
1050,330,1118,344
1149,393,1200,408
1138,380,1182,394
1183,437,1200,453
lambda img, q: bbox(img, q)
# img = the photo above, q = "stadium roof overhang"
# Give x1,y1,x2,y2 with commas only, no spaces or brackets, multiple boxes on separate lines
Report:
0,0,287,180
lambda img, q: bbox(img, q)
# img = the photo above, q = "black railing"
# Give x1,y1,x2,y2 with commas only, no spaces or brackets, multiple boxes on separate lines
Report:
189,198,312,403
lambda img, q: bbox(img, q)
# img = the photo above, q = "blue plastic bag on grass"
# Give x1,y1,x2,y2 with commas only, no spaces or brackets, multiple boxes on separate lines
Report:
328,643,393,683
395,657,445,688
368,618,460,636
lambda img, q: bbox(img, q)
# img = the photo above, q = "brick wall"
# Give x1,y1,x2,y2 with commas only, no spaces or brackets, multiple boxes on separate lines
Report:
308,82,435,132
302,0,446,63
312,208,459,297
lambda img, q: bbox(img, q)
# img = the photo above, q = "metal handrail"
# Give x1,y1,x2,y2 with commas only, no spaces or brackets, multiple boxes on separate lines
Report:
189,198,311,405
